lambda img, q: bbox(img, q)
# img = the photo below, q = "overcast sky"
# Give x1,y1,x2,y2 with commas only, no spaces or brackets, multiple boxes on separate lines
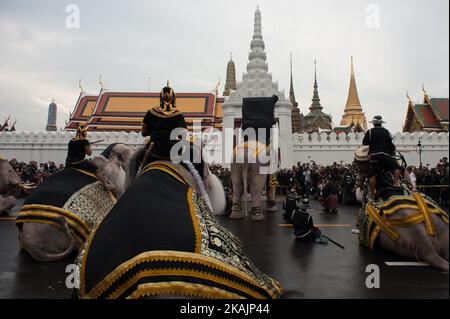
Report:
0,0,448,132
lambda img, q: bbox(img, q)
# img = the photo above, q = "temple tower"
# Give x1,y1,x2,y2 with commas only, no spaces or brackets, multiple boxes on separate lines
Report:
304,60,332,132
223,54,237,96
339,57,368,131
290,54,303,133
45,99,58,131
222,6,294,168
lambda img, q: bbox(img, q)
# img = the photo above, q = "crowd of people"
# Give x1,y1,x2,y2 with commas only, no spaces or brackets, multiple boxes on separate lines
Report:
406,157,449,207
6,156,449,209
8,159,64,185
211,157,449,210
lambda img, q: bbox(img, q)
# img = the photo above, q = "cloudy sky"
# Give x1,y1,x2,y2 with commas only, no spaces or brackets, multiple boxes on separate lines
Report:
0,0,448,132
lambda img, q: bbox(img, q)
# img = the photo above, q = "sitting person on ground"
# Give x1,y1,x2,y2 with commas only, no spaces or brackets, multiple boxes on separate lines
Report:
320,179,338,214
362,115,401,198
292,198,322,241
283,188,299,222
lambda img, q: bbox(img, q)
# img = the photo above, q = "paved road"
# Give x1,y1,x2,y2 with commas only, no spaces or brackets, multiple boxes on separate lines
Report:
0,198,448,299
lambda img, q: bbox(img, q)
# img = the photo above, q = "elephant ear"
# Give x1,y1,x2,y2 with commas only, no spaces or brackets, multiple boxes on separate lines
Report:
203,165,226,215
90,155,108,171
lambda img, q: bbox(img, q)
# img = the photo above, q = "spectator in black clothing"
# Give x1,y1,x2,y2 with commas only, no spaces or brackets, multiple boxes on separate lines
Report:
362,115,401,197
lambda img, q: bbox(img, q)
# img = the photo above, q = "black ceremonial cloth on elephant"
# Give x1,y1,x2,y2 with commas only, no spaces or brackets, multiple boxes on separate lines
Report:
242,97,276,130
80,161,282,299
242,97,276,145
23,168,96,208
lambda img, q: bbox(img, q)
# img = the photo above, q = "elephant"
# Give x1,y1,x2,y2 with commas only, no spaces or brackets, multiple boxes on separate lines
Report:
76,159,281,299
355,160,449,271
0,159,21,215
230,138,278,221
16,143,135,262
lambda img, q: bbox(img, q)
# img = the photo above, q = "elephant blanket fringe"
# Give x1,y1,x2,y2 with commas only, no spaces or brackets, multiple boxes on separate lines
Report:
78,161,281,299
357,192,449,250
15,168,116,244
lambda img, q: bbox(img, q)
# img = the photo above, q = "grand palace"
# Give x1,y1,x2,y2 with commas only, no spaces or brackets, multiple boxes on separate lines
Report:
38,7,447,138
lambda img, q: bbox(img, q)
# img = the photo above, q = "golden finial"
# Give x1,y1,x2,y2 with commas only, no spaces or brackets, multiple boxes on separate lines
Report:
422,83,429,97
79,79,85,94
350,56,355,77
99,74,104,89
215,76,221,95
167,80,170,87
406,90,413,104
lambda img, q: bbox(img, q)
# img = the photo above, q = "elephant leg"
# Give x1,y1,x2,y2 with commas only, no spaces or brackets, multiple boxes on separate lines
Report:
266,185,278,212
230,164,244,219
249,166,265,221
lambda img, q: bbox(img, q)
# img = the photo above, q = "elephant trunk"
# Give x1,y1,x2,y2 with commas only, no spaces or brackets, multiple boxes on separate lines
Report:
20,219,76,262
420,251,449,272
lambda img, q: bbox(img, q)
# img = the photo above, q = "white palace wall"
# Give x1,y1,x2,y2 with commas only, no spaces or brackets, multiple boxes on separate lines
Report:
0,131,448,168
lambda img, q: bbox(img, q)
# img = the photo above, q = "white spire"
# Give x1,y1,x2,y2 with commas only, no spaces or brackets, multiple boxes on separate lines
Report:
225,6,287,102
247,6,268,73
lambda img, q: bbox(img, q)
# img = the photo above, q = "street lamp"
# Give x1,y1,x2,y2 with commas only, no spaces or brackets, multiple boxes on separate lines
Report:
416,141,424,168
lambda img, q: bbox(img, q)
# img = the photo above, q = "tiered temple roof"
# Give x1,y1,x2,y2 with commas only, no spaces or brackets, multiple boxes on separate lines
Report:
66,90,224,132
403,89,449,133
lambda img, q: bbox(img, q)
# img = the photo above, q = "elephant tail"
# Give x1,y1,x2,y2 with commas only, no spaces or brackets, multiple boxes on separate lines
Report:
20,218,76,262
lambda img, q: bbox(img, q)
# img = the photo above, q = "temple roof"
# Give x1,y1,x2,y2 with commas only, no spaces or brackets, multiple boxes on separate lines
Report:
412,104,441,128
429,98,449,123
403,92,448,132
67,91,222,131
66,94,98,130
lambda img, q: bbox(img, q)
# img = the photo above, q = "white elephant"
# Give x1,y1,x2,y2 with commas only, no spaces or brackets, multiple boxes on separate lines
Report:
230,138,279,221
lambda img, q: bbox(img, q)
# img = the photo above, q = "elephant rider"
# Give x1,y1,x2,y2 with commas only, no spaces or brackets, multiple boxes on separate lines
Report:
77,84,282,299
362,115,401,198
137,83,188,169
65,123,114,193
66,123,96,172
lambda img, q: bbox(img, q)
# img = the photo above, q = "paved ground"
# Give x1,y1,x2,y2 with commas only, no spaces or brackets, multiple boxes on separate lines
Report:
0,198,448,299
